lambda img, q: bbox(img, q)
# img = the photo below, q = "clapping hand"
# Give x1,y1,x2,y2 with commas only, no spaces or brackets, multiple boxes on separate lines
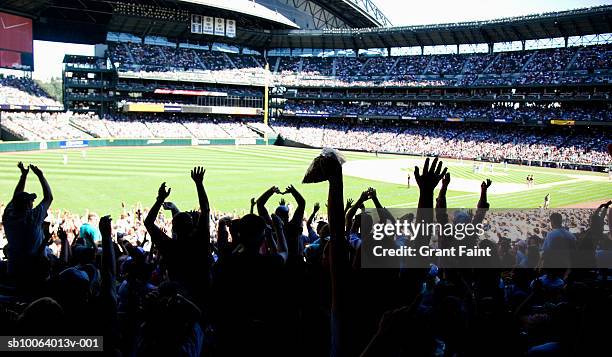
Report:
29,164,43,177
17,161,29,176
156,182,171,202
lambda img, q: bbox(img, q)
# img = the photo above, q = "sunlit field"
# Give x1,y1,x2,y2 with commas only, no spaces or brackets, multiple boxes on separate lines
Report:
0,145,610,215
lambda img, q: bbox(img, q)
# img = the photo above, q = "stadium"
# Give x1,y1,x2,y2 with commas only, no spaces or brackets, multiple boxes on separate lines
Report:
0,0,611,355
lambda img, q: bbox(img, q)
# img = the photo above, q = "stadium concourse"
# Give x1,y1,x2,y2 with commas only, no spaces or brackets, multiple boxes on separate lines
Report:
1,1,612,356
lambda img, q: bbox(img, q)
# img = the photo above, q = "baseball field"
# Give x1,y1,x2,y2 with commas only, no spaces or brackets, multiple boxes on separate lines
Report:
0,145,610,215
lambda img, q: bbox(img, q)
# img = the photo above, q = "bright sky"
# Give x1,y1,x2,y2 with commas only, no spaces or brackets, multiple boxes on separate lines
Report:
24,0,612,80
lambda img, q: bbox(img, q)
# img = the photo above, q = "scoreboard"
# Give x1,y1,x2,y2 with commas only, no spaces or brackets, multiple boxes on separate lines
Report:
0,12,33,70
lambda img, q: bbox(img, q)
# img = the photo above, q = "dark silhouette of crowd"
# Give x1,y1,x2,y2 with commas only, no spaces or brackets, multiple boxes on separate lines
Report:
0,147,611,356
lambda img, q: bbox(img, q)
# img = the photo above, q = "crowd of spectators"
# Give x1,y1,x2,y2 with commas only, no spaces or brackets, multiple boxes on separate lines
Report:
107,42,612,88
0,76,62,107
570,44,612,71
283,101,611,122
109,42,267,87
0,145,610,356
272,118,610,165
2,109,609,165
1,112,93,140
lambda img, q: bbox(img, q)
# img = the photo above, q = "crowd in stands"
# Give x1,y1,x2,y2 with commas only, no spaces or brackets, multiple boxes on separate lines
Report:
0,76,62,107
0,145,611,355
72,114,260,139
272,44,611,87
1,110,609,165
1,112,93,140
283,102,611,122
272,118,610,166
105,42,612,88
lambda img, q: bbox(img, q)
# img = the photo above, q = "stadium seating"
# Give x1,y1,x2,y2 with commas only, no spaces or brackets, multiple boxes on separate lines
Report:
1,112,91,140
0,76,62,107
271,118,609,165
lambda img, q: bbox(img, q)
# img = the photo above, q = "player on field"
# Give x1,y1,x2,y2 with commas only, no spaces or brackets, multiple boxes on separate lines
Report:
543,193,550,208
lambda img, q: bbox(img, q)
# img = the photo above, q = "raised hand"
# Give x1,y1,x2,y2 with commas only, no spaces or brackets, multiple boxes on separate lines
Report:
414,157,447,192
346,198,354,209
57,226,68,242
359,189,371,203
279,198,286,206
29,164,43,177
17,161,29,176
99,215,112,238
270,186,281,194
367,187,377,199
285,184,298,195
442,172,451,187
190,166,206,183
156,182,171,202
481,178,492,190
313,202,320,213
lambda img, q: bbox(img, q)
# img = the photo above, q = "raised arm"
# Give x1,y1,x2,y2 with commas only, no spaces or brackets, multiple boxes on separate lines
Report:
436,173,451,224
13,162,29,199
58,226,70,264
144,182,172,246
477,179,492,209
30,165,53,208
414,157,447,210
345,190,369,233
473,179,491,225
307,202,320,227
99,215,117,303
271,213,288,262
286,184,305,226
256,186,280,225
414,157,447,225
191,166,210,240
370,188,395,224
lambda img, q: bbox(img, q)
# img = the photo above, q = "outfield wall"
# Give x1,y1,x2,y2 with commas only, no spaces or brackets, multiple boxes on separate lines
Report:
0,137,278,153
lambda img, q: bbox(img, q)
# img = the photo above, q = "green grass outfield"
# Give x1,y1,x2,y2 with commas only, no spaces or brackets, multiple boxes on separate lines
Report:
0,145,610,215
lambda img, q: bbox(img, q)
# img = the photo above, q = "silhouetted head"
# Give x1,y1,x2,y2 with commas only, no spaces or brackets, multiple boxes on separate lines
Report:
13,192,36,212
318,223,330,239
275,205,289,224
550,213,563,229
18,297,64,335
237,214,266,253
172,212,194,241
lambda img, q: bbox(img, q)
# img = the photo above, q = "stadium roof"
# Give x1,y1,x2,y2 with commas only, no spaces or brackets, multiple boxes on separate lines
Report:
178,0,298,28
1,2,611,50
310,0,392,28
265,5,612,49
